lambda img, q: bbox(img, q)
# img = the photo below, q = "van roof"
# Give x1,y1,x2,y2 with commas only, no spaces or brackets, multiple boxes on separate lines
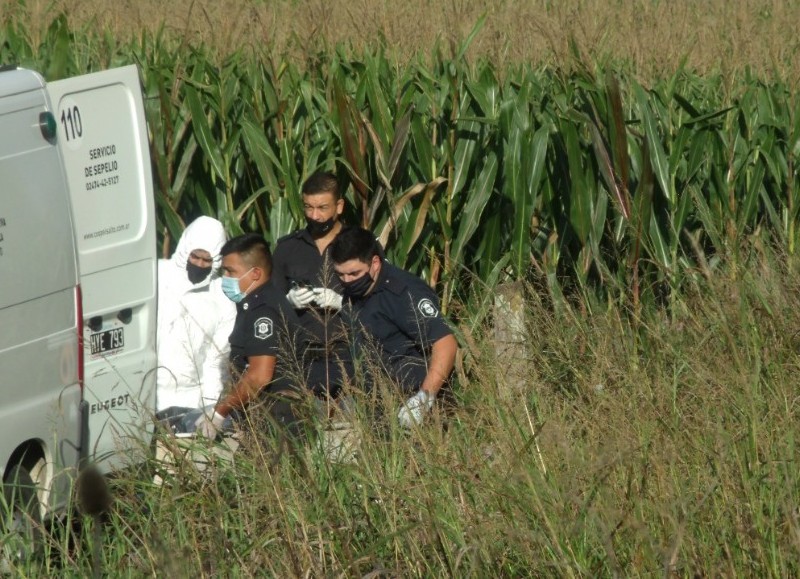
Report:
0,67,46,99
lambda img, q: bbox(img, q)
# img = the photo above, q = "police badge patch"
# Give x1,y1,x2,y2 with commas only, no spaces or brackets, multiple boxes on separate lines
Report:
254,317,273,340
417,298,438,318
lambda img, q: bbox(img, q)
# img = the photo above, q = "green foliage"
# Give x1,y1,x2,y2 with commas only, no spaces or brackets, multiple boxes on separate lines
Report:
2,16,799,310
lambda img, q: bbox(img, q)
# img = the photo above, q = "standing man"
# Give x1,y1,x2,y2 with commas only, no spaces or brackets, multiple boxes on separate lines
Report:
330,227,458,427
271,171,352,401
194,233,303,439
156,216,236,416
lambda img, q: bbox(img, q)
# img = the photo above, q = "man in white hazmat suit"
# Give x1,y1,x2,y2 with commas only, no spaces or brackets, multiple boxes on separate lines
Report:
156,216,236,417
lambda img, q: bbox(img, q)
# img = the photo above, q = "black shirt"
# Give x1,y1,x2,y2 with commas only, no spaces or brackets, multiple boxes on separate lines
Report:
228,280,301,378
272,228,348,349
344,262,453,393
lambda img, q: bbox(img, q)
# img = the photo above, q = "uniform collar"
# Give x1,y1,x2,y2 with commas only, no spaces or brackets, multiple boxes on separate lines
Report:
238,281,270,311
296,227,317,246
297,222,345,251
373,261,391,292
357,260,391,299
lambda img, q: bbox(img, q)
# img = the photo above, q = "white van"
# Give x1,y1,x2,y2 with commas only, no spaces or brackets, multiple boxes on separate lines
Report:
0,66,84,535
1,64,157,536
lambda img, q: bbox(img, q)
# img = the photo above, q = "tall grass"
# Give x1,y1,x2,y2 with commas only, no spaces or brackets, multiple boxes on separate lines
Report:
4,244,799,576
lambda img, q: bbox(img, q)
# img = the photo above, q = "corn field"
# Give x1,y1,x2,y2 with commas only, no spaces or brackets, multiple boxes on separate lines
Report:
3,15,800,311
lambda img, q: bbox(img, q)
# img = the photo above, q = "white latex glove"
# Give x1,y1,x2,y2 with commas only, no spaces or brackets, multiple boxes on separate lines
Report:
194,409,226,439
312,287,343,310
287,287,316,309
397,390,434,428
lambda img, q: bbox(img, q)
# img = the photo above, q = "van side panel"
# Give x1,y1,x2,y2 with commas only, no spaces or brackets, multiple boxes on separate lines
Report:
48,66,157,473
0,77,82,511
0,96,78,307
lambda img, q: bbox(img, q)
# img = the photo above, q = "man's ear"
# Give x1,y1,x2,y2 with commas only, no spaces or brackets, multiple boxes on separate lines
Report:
335,198,345,215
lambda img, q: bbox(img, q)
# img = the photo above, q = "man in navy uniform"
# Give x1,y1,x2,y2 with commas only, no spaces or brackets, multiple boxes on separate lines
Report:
271,171,352,402
329,227,457,427
194,233,303,439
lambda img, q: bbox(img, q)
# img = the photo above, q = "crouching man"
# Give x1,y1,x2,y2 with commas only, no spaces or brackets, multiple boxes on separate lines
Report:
329,227,457,427
193,233,303,439
155,216,235,420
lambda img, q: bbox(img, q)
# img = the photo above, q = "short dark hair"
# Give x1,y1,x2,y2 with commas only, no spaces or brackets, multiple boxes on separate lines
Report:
330,227,381,265
302,171,340,200
221,233,272,276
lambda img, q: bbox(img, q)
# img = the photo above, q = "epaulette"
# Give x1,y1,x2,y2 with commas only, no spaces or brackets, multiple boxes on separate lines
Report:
381,264,409,296
275,229,302,245
275,229,306,246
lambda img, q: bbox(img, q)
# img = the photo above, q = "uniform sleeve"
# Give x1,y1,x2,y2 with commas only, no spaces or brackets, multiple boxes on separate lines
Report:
235,304,283,359
271,241,291,294
395,281,452,349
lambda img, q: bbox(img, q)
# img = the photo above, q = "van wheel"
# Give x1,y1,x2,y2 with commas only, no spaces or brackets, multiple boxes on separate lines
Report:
1,465,42,572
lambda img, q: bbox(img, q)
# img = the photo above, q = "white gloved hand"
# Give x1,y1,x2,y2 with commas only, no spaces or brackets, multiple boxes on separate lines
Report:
397,390,434,428
194,409,226,439
312,287,343,310
287,287,316,309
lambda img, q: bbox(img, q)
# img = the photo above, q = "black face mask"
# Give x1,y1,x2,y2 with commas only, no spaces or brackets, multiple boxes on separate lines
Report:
342,272,373,299
186,261,213,284
306,216,336,238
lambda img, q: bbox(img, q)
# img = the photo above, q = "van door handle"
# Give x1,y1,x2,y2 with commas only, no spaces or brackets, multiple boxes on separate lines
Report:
118,308,133,324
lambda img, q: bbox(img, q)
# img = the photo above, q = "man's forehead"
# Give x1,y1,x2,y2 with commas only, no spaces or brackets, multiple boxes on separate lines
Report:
191,248,212,258
222,252,245,267
303,192,337,206
334,258,369,273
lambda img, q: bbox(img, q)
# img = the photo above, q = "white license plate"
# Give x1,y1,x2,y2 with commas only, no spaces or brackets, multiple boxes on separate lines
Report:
89,327,125,355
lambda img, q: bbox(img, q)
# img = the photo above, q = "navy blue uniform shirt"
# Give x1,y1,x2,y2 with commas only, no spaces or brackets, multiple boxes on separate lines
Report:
272,228,348,348
228,279,301,379
345,262,452,393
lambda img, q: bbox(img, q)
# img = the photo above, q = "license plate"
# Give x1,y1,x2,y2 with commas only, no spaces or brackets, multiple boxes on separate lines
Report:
89,327,125,355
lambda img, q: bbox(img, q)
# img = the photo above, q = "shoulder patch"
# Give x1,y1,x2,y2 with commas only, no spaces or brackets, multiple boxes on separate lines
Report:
254,317,273,340
417,298,439,318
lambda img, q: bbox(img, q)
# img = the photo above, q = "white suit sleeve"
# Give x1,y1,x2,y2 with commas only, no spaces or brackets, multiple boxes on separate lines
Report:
199,297,236,406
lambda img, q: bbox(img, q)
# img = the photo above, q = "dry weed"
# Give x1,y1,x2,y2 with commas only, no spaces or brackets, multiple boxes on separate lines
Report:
4,0,800,81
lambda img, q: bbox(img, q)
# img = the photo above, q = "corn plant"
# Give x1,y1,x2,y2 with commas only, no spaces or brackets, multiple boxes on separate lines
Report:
3,15,800,311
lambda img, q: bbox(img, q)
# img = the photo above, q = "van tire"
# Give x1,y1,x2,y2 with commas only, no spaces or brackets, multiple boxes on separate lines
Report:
1,465,42,572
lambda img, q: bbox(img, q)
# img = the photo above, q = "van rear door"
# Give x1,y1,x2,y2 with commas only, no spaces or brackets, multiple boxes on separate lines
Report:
47,65,157,473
